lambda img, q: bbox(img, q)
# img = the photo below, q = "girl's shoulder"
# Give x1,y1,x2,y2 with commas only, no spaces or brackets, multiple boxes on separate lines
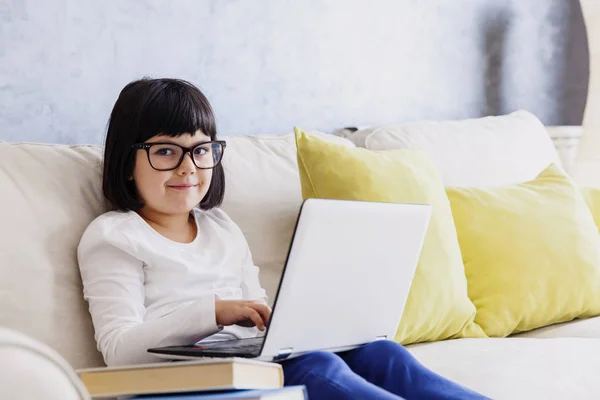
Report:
84,210,138,235
193,207,244,236
194,207,232,224
78,210,139,249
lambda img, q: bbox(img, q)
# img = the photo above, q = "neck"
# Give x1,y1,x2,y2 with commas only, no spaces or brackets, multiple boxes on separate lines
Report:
138,207,195,243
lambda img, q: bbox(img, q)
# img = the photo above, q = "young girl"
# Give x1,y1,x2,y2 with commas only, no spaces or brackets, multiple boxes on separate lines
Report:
78,78,488,400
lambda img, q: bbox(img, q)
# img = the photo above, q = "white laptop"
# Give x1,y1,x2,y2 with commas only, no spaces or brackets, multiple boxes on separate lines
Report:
148,198,431,362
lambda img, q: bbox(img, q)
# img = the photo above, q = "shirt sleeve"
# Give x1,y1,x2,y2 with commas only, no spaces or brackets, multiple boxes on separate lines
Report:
77,225,221,366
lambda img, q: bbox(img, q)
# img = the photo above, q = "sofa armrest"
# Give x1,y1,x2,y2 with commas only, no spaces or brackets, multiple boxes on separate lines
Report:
0,327,90,400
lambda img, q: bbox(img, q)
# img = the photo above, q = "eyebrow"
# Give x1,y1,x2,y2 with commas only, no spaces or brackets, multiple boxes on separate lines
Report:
146,140,212,147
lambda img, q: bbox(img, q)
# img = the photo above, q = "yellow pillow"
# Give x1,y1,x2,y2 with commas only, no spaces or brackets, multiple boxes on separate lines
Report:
581,187,600,232
294,127,485,344
446,164,600,337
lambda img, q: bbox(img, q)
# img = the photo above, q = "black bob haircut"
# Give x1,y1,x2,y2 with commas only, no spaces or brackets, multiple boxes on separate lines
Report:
102,77,225,211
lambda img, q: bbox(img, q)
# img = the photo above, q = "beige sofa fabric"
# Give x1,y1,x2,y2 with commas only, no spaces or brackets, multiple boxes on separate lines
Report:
409,337,600,400
0,143,106,369
345,110,561,187
0,327,90,400
512,316,600,339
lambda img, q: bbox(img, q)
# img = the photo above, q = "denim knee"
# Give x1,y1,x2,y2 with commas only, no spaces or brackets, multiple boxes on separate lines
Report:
361,340,411,359
299,350,345,369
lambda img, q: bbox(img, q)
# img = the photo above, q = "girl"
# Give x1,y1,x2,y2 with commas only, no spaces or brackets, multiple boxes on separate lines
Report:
78,78,488,400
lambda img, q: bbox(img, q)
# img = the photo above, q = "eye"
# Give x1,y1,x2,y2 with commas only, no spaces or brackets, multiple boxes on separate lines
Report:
193,146,209,156
153,146,176,156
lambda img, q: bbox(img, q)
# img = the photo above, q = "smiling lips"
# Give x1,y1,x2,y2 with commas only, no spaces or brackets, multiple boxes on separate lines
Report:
168,184,198,191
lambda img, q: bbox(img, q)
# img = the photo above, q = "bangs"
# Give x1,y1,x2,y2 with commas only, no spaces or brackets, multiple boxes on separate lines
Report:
135,79,217,142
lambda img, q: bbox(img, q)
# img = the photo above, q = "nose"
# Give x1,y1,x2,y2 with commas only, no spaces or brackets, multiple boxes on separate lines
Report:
176,152,196,175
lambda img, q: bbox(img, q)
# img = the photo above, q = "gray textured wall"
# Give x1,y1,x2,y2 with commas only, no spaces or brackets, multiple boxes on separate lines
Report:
0,0,589,144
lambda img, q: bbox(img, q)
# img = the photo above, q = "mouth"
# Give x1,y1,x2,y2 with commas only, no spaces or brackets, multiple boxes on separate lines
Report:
167,184,199,191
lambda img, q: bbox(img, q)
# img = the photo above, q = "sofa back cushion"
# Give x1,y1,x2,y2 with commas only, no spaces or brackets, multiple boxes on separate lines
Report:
0,142,107,369
0,133,352,368
346,110,561,187
220,133,354,301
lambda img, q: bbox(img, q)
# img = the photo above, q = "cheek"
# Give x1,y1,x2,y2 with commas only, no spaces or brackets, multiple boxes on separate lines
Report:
132,159,168,200
200,170,213,188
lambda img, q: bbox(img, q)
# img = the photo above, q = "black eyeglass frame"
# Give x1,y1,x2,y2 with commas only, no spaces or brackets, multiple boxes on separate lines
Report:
131,140,227,171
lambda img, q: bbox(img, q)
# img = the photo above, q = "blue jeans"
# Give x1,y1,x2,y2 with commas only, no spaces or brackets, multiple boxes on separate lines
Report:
281,340,490,400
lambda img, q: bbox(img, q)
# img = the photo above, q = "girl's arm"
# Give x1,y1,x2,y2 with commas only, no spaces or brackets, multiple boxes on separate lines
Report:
78,236,221,366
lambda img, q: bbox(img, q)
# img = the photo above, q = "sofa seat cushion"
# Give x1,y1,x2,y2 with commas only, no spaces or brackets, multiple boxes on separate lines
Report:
408,337,600,400
512,316,600,339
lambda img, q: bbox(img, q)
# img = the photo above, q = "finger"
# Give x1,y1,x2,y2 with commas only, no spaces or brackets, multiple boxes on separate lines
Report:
249,303,271,326
237,318,256,328
244,307,265,331
248,300,272,313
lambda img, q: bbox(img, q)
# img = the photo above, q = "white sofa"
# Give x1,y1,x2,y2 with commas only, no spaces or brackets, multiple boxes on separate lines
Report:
2,110,600,399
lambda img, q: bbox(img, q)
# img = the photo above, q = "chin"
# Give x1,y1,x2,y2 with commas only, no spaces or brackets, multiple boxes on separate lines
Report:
180,199,204,213
159,198,201,215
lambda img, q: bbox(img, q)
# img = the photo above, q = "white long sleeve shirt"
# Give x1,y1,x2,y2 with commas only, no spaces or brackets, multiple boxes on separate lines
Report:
77,207,267,366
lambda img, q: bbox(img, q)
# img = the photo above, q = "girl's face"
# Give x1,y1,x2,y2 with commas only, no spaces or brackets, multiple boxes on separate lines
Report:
132,130,213,217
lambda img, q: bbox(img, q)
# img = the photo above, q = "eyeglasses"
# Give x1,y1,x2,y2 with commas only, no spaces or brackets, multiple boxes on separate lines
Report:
131,140,226,171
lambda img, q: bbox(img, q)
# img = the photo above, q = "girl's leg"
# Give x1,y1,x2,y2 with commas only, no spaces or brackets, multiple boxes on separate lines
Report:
281,350,406,400
339,340,491,400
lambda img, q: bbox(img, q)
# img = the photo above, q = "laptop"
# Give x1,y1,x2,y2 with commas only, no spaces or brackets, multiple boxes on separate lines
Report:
148,198,432,362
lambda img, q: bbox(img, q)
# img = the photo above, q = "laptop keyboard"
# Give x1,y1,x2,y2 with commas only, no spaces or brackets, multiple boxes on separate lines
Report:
195,337,265,354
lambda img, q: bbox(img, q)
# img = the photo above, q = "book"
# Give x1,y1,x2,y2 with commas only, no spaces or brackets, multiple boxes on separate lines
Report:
133,386,307,399
76,358,283,399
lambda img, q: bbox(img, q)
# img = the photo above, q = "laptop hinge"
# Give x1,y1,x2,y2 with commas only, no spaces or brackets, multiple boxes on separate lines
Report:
375,335,387,341
273,347,294,361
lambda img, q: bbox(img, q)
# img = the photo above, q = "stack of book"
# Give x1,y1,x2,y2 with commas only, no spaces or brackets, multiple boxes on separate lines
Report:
76,358,306,399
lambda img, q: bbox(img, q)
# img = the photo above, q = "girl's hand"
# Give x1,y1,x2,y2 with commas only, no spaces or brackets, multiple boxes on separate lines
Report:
215,299,272,331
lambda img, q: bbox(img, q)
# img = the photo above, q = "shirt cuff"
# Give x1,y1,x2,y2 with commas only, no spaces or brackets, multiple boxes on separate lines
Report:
183,294,222,343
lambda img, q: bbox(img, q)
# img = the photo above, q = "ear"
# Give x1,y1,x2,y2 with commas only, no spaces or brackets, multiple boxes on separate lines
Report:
127,176,134,181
